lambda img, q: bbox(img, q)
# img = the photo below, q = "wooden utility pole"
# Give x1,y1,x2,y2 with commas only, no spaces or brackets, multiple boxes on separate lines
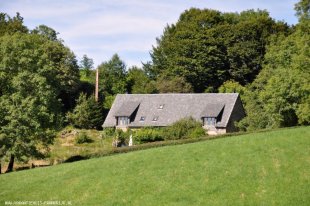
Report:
95,68,99,102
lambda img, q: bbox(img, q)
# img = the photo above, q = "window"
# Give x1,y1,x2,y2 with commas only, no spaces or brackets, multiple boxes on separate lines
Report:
118,116,129,126
140,116,145,121
158,104,164,109
204,117,216,126
152,116,159,121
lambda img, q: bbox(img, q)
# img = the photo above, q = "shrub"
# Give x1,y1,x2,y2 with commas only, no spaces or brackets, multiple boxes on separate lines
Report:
188,127,206,139
111,129,129,147
115,129,127,142
133,128,165,144
75,132,93,144
164,117,205,140
101,127,116,139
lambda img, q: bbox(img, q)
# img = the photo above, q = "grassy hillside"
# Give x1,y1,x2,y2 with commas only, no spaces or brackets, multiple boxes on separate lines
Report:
0,127,309,205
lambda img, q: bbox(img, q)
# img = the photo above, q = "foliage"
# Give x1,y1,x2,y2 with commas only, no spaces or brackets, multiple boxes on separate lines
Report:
101,127,116,139
31,24,60,42
0,14,80,171
131,118,205,144
150,8,289,92
0,71,62,166
110,129,128,147
75,132,93,144
295,0,310,21
103,95,116,110
133,128,165,144
164,117,205,140
218,80,248,104
79,54,94,77
115,129,126,141
1,127,309,205
67,93,103,129
126,66,157,94
218,80,246,95
156,75,193,93
239,25,310,130
187,127,207,139
96,54,128,110
0,32,80,112
97,54,127,96
0,12,28,36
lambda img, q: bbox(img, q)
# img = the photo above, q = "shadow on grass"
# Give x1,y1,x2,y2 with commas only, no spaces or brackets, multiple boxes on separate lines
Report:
64,155,88,163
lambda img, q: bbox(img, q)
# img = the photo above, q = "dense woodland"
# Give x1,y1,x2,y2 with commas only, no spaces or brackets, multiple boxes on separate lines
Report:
0,0,309,172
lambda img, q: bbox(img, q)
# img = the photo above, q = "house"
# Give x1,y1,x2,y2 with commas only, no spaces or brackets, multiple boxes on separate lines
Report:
103,93,245,135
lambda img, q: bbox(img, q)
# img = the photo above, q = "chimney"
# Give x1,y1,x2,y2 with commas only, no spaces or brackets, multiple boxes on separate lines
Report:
95,68,99,102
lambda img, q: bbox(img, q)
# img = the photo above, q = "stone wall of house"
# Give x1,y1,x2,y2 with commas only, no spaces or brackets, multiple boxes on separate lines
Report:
226,96,246,132
116,126,129,132
207,128,226,135
203,126,226,135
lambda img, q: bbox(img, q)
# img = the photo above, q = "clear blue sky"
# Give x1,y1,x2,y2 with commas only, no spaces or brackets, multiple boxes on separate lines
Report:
1,0,299,68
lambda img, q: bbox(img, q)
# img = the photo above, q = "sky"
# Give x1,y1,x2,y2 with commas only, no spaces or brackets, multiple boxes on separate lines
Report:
1,0,299,68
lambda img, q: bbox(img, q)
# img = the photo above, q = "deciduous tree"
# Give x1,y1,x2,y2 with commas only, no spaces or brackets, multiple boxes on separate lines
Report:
0,72,62,172
150,8,289,92
126,66,157,94
0,14,80,171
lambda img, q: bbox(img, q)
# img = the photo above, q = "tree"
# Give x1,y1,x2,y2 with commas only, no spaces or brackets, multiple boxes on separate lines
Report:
0,72,62,172
97,54,127,109
239,24,310,130
0,14,80,171
150,8,289,92
295,0,310,21
32,24,60,42
156,75,193,93
79,54,94,77
0,12,28,36
218,80,247,102
67,93,103,129
218,80,246,94
126,66,157,94
0,32,80,112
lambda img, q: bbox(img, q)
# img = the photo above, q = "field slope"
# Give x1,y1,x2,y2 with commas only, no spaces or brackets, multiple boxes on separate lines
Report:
0,127,309,205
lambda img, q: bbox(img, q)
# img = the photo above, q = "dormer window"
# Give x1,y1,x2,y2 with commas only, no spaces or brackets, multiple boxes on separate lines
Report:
152,116,159,121
203,117,216,126
158,104,164,109
201,103,224,127
117,116,129,126
140,116,145,121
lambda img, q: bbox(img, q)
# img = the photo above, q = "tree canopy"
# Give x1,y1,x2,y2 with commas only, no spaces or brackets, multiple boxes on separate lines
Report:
79,54,94,78
237,9,310,130
97,54,127,109
150,8,289,92
67,93,103,129
0,13,80,172
126,66,157,94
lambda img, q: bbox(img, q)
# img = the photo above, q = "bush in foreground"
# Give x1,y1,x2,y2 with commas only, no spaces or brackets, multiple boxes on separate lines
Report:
164,117,206,140
75,132,93,144
133,128,165,144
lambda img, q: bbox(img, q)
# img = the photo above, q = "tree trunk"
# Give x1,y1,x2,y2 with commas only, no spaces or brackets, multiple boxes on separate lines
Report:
6,155,14,173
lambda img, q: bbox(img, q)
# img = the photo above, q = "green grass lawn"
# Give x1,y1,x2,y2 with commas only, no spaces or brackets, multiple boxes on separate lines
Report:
0,127,309,205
